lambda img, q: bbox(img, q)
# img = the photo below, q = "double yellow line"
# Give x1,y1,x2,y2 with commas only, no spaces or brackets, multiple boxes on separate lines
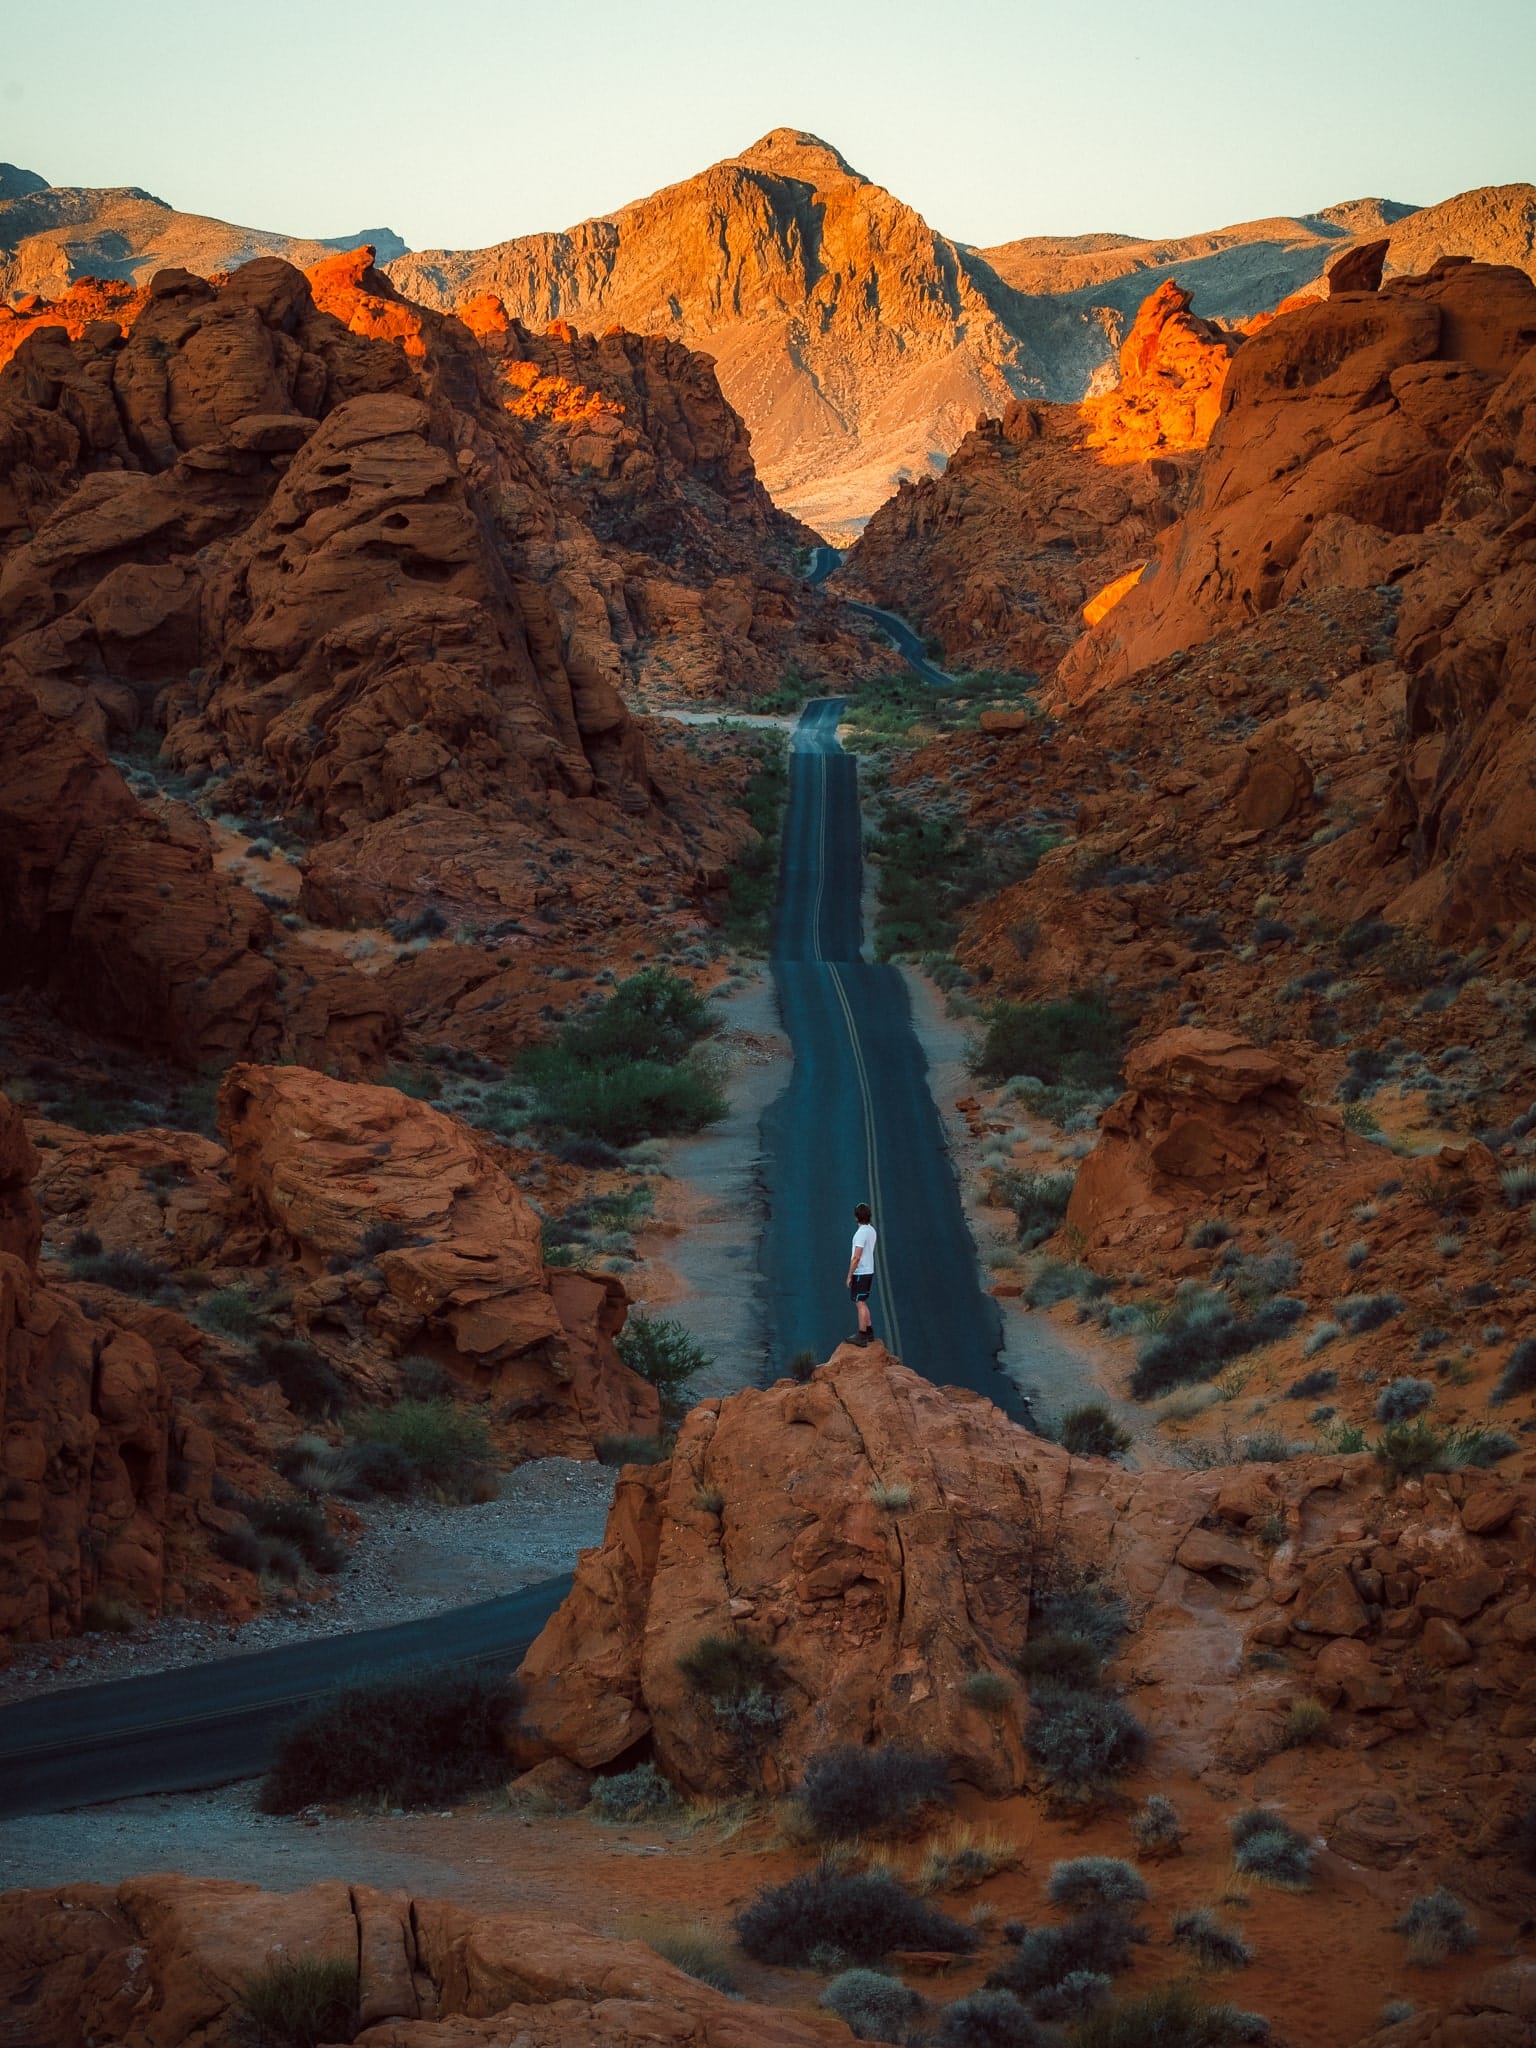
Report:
804,712,905,1362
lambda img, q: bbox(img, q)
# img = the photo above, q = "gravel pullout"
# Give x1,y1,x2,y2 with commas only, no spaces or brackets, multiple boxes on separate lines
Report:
0,1458,615,1707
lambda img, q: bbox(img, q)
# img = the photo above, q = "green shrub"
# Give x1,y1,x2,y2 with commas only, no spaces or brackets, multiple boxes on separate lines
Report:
1047,1859,1147,1912
257,1337,352,1421
360,1219,413,1257
965,1670,1015,1711
822,1968,926,2043
616,1312,711,1417
970,992,1123,1091
997,1169,1076,1247
678,1632,785,1739
1018,1632,1105,1691
1394,1888,1477,1966
1374,1420,1517,1475
81,1595,141,1633
1029,1973,1113,2023
69,1249,170,1296
196,1284,271,1338
1281,1697,1328,1748
236,1954,359,2047
1490,1336,1536,1404
1070,1983,1269,2047
1229,1809,1313,1890
623,1916,737,1992
1034,1583,1127,1658
990,1910,1139,1999
590,1761,677,1822
562,967,712,1066
796,1744,952,1839
1130,1794,1184,1855
595,1433,669,1466
1027,1689,1147,1790
1375,1377,1434,1423
939,1986,1047,2045
1130,1290,1304,1401
248,1496,343,1574
1172,1907,1253,1970
735,1865,976,1966
1188,1219,1235,1250
348,1399,494,1502
1058,1405,1132,1460
521,1044,726,1146
257,1668,514,1813
1332,1292,1404,1335
1286,1366,1337,1400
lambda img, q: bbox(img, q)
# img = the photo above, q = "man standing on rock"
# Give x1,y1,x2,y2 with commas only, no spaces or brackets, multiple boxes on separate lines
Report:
846,1202,878,1347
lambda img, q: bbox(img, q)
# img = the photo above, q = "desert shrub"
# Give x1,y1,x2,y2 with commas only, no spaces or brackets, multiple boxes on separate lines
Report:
1131,1794,1185,1855
256,1337,352,1421
69,1249,170,1296
870,1480,913,1510
1188,1219,1235,1250
1059,1405,1132,1460
991,1910,1139,1998
1500,1163,1536,1207
1302,1322,1343,1358
1017,1631,1106,1692
939,1986,1047,2046
1281,1697,1328,1748
347,1400,494,1501
616,1312,710,1417
1130,1290,1303,1401
248,1496,343,1574
1031,1972,1113,2022
797,1744,952,1839
1173,1907,1253,1969
999,1169,1076,1247
1035,1582,1128,1657
1394,1889,1477,1966
678,1633,785,1740
1071,1983,1269,2048
562,967,711,1066
258,1668,514,1813
1027,1689,1147,1791
917,1822,1020,1892
1287,1366,1337,1401
81,1595,140,1633
235,1953,359,2047
964,1670,1015,1711
971,992,1124,1091
735,1865,976,1966
197,1284,271,1338
1333,1292,1404,1335
1027,1261,1109,1308
821,1968,926,2043
1375,1377,1434,1424
360,1219,413,1257
1047,1859,1147,1912
786,1348,819,1383
1490,1336,1536,1404
590,1761,677,1822
1375,1420,1517,1475
1229,1809,1313,1889
521,1044,726,1145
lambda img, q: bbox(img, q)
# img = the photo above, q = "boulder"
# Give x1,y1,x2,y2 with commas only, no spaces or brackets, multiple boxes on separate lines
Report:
1291,1564,1371,1640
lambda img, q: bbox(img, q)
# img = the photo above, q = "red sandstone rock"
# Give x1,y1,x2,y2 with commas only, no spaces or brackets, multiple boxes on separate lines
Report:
219,1064,657,1455
0,1875,846,2046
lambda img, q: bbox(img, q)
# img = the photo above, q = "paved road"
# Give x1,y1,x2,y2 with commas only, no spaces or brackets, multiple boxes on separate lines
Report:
761,702,1013,1406
805,544,953,685
0,1577,571,1820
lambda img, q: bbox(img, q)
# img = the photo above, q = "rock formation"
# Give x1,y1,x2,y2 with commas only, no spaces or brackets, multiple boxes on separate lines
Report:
219,1063,657,1447
0,1875,847,2045
516,1343,1536,1857
838,279,1238,672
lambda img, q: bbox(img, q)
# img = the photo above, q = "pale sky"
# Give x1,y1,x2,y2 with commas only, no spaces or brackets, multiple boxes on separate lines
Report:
3,0,1531,252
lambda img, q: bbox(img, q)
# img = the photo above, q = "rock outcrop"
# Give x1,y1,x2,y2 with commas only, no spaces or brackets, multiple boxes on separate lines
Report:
517,1345,1536,1830
0,1875,846,2046
219,1064,657,1450
839,279,1237,671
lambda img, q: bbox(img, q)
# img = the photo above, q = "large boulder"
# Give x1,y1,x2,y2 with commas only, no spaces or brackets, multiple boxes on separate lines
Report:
218,1063,658,1452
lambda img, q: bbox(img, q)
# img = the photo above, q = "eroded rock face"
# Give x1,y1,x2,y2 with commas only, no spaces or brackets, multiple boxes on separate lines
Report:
839,277,1236,672
0,1092,278,1638
0,1875,847,2046
219,1063,657,1452
1065,1026,1371,1263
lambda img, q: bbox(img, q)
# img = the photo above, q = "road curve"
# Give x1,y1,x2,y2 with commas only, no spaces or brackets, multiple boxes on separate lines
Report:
0,1576,571,1819
761,702,1012,1403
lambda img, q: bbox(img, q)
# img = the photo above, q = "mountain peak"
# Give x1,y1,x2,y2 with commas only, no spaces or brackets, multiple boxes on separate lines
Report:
734,130,863,183
0,164,49,201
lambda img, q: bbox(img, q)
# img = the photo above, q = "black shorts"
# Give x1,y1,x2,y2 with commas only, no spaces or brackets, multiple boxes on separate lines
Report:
848,1274,874,1302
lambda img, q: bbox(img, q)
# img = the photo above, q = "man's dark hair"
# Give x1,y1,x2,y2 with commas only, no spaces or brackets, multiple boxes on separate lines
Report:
854,1203,872,1223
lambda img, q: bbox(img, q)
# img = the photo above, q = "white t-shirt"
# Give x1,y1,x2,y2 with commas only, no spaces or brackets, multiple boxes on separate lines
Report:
851,1223,877,1275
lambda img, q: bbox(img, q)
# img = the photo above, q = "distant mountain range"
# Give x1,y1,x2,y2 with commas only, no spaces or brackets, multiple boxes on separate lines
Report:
6,139,1533,536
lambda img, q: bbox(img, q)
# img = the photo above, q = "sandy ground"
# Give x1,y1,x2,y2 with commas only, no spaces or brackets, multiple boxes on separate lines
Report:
630,971,788,1397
